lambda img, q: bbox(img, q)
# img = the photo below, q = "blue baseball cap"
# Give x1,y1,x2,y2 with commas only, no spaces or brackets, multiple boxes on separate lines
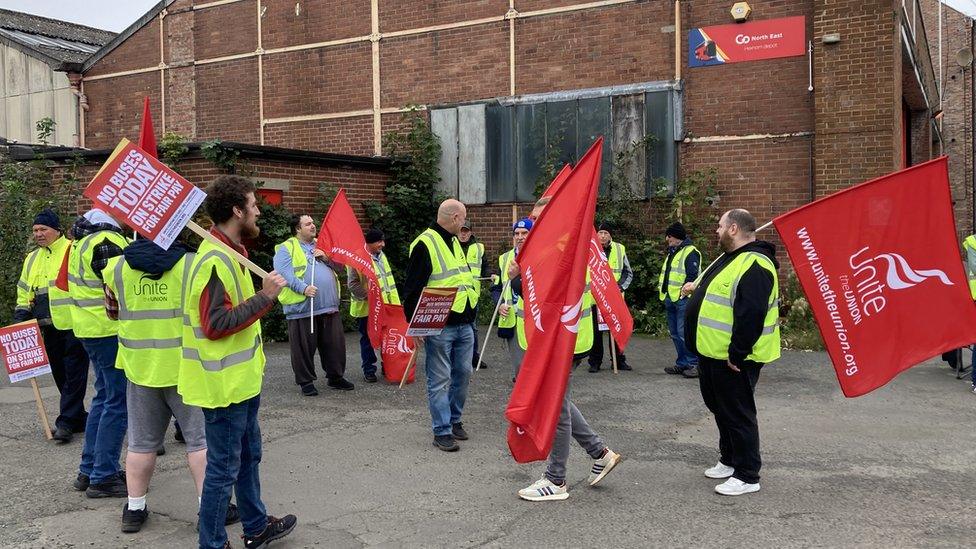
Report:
513,218,533,232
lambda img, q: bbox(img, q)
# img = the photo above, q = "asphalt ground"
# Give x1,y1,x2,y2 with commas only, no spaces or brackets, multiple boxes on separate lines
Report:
0,331,973,548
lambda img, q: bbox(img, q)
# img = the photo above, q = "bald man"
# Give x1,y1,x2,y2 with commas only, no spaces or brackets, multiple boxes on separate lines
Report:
403,199,479,452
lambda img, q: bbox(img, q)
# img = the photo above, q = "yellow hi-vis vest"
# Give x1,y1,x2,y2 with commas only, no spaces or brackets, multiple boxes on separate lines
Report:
515,288,594,353
465,242,485,303
68,230,128,338
350,251,400,318
696,251,780,364
17,235,70,327
606,241,627,283
659,244,700,302
964,235,976,300
178,238,265,409
274,237,341,306
408,228,477,313
103,253,193,387
498,249,516,329
50,240,76,330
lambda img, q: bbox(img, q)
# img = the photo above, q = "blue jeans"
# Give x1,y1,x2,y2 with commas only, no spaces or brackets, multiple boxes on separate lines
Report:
199,395,268,549
78,336,127,484
424,324,473,436
357,317,377,376
665,296,697,369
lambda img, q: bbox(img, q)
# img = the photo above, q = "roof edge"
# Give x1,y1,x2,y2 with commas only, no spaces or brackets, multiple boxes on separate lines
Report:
81,0,176,73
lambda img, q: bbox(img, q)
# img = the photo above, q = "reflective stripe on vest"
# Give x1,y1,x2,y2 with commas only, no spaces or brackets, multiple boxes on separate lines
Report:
695,251,780,364
275,237,308,305
515,297,594,353
105,253,193,387
178,240,265,408
498,249,516,329
19,236,70,326
409,229,478,313
466,242,484,301
68,230,128,338
607,242,626,281
351,252,400,318
964,235,976,300
658,245,699,302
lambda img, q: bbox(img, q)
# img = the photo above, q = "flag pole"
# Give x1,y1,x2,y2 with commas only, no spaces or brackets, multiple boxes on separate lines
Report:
610,333,618,374
476,279,510,371
399,297,426,389
309,257,315,334
30,378,53,440
186,221,269,278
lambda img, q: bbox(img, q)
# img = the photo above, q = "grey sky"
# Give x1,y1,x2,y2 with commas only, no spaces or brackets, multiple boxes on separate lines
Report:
0,0,159,32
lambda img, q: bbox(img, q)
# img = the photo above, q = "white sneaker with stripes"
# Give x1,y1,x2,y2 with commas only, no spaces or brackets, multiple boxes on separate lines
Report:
588,448,622,486
518,477,569,501
704,461,735,479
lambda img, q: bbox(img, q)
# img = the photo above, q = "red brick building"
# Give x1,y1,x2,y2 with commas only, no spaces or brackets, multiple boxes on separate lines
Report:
64,0,973,257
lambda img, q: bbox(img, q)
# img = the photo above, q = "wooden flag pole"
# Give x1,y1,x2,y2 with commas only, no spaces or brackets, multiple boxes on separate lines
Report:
476,279,510,371
186,221,269,278
30,379,53,440
399,342,422,389
610,333,618,374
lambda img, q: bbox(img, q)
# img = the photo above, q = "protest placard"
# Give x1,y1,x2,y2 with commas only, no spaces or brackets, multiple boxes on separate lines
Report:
0,320,53,439
405,287,458,337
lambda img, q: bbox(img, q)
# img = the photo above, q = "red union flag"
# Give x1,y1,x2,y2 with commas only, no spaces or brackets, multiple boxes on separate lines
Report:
380,304,416,384
540,164,633,351
773,157,976,397
84,138,205,250
316,189,382,346
506,138,602,462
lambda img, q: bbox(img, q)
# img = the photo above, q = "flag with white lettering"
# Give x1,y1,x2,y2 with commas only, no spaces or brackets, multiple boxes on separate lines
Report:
773,157,976,397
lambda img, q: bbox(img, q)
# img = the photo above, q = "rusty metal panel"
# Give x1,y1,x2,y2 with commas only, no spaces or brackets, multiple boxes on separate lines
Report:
431,107,459,198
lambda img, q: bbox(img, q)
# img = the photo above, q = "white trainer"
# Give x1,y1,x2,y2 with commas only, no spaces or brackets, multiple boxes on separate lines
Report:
588,448,622,486
714,477,760,496
518,477,569,501
704,461,734,479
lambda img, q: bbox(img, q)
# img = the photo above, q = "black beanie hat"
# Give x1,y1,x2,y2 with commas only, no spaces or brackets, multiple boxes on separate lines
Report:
597,221,614,232
665,222,687,240
33,208,61,231
364,228,385,244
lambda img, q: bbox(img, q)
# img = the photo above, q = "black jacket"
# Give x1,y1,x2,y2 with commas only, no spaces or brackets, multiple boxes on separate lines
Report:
123,238,190,277
661,238,701,296
685,240,778,366
402,223,476,326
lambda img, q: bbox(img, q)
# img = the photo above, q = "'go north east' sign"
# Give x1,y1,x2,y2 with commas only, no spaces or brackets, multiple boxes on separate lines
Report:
689,16,806,68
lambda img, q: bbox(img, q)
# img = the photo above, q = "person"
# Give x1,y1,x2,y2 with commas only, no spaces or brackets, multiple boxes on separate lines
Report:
402,199,478,452
14,209,89,443
347,227,400,383
587,222,633,372
178,175,296,548
458,220,490,370
103,236,239,533
682,209,780,497
660,222,702,378
67,208,129,498
490,219,532,381
509,205,622,502
273,214,353,396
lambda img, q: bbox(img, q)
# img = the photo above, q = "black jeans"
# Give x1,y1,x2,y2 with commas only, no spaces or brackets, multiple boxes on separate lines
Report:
587,306,626,368
287,313,346,385
697,355,763,484
40,325,89,431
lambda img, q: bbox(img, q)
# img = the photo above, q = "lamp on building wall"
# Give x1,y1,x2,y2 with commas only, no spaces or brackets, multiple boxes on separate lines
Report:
730,2,751,23
822,33,841,45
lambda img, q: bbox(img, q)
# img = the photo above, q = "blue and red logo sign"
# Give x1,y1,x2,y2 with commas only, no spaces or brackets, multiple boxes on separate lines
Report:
689,16,806,67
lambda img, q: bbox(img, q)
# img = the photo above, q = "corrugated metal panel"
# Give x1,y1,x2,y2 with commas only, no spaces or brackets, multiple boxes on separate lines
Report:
0,28,100,54
431,108,459,198
458,104,486,205
612,94,646,198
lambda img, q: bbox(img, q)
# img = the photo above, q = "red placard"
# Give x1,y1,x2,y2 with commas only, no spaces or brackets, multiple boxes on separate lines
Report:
406,287,458,337
83,138,206,250
0,321,52,383
689,16,806,67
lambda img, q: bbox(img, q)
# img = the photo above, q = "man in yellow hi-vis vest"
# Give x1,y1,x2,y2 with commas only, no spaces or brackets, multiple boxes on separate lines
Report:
402,199,478,453
491,219,532,380
458,220,489,370
273,214,351,395
587,222,633,373
348,227,399,383
177,175,296,548
13,209,89,443
683,209,780,497
660,222,702,378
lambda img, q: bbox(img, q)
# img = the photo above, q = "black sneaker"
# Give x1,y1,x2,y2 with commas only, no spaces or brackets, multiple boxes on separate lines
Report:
327,378,354,391
300,383,319,396
72,472,90,491
364,373,378,383
242,514,297,548
588,364,601,373
451,422,469,441
617,362,633,371
664,365,683,375
53,426,73,443
432,434,459,452
473,361,488,370
121,503,148,533
86,474,127,498
680,366,699,379
225,502,241,525
157,445,166,456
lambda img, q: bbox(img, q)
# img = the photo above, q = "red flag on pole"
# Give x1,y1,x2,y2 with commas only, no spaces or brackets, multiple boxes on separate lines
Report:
379,303,416,384
138,97,157,159
315,189,383,346
540,164,634,351
773,157,976,397
505,138,603,463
